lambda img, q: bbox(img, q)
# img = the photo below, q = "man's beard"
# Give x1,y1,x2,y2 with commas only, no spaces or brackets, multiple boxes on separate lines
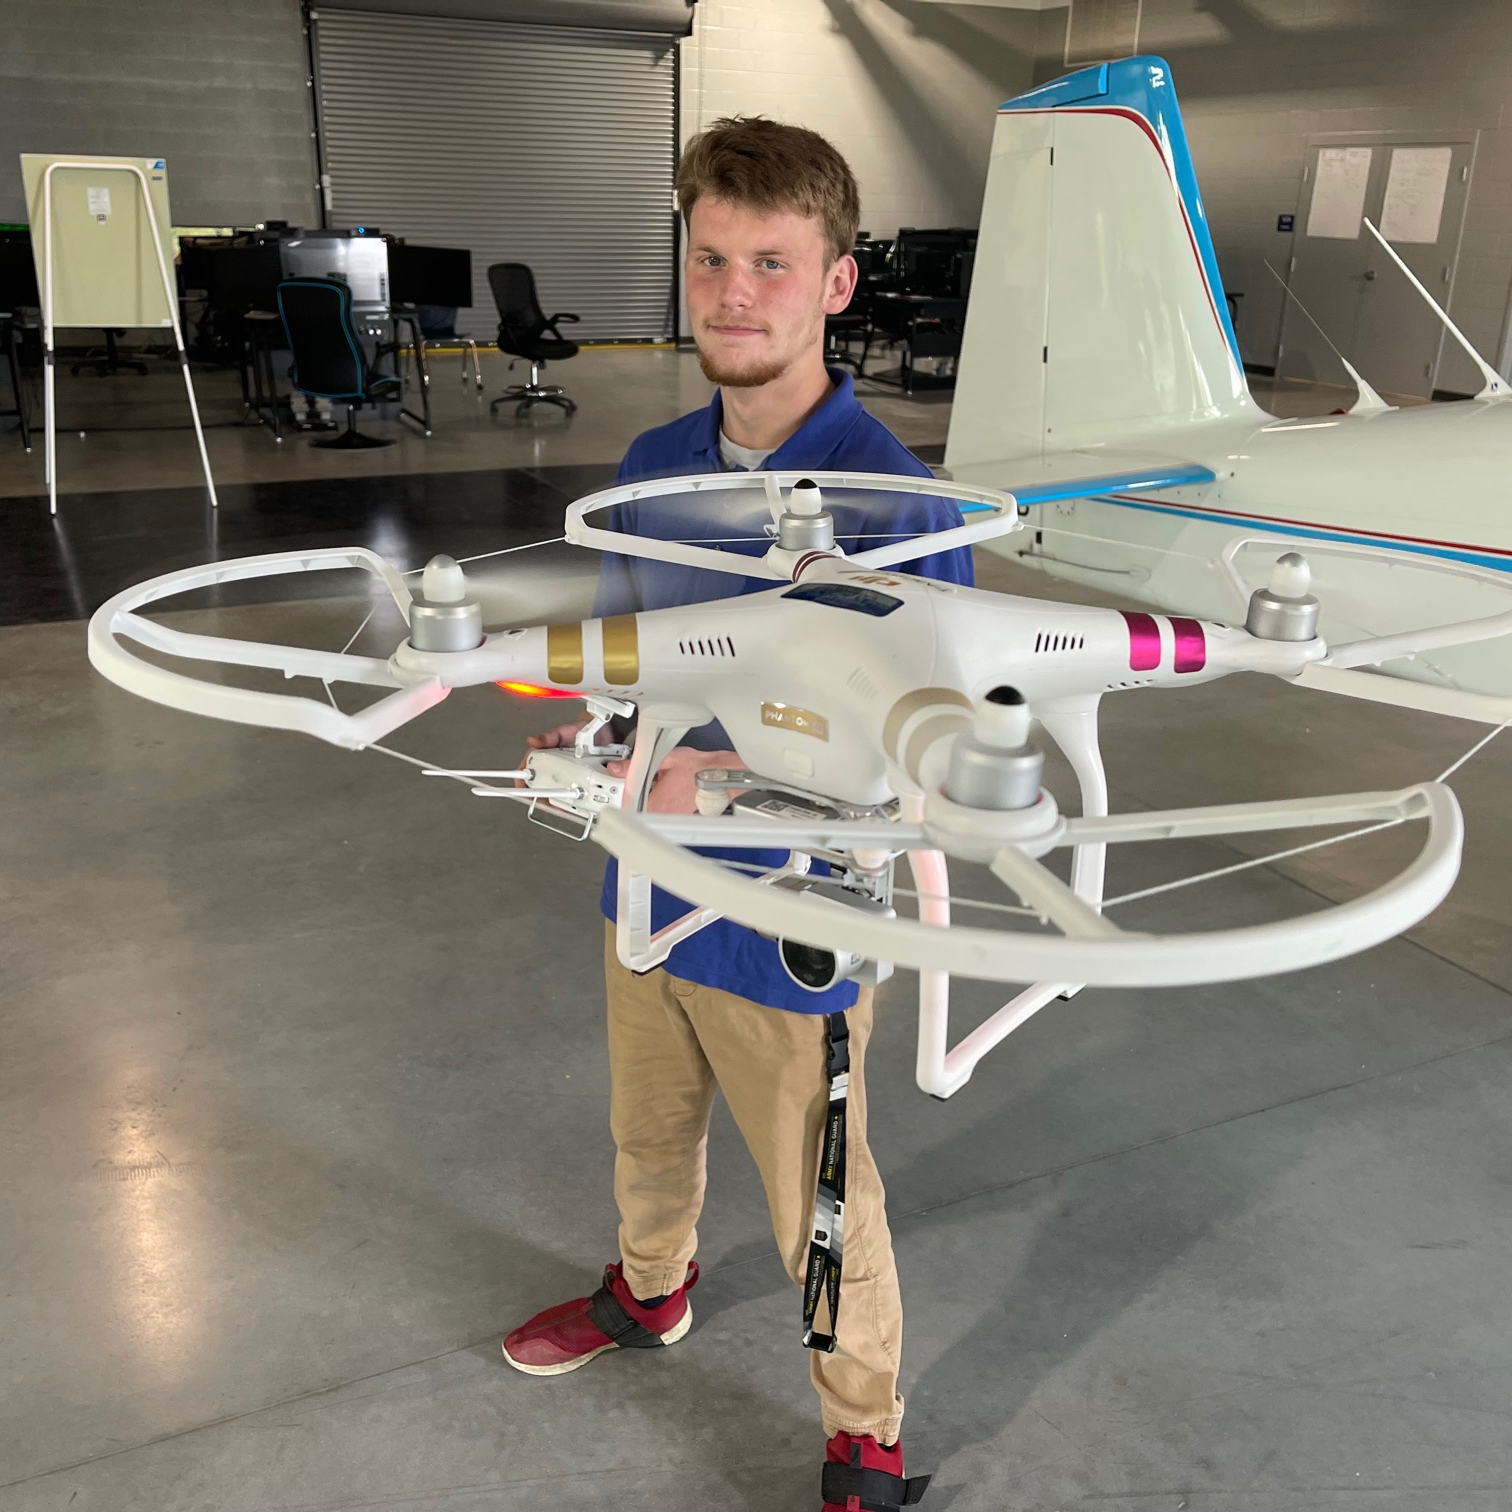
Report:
696,336,791,389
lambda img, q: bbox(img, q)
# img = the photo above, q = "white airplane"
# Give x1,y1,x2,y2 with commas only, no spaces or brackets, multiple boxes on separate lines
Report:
88,471,1493,1098
945,55,1512,717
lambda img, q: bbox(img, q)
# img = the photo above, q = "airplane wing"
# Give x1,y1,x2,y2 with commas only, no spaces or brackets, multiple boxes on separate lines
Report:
948,453,1216,506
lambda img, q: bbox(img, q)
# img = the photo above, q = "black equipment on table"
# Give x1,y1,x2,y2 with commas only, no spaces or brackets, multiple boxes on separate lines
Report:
388,244,472,310
389,243,483,392
0,229,41,312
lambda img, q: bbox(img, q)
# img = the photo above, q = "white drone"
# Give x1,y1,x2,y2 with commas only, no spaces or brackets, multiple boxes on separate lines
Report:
90,471,1500,1098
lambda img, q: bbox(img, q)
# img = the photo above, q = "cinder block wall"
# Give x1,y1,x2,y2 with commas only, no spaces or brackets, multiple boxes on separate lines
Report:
680,0,1039,239
1033,0,1512,389
0,0,318,228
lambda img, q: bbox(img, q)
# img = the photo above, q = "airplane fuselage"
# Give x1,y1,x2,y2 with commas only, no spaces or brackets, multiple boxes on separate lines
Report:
997,399,1512,695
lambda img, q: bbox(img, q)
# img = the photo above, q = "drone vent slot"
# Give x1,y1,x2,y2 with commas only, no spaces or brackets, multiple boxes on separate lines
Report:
1034,631,1085,653
847,665,879,700
677,636,736,658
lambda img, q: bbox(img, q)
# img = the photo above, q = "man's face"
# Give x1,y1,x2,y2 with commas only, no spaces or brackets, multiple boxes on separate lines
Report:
685,197,857,388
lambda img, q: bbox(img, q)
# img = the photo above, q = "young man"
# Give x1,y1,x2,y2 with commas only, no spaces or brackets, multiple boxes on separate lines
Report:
504,117,972,1511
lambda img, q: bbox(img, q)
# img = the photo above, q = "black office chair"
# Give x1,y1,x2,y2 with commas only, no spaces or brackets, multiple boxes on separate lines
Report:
825,296,872,375
276,277,403,449
487,263,579,418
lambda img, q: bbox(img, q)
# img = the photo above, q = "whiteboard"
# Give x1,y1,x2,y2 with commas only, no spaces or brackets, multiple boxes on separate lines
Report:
1306,146,1373,240
1379,146,1454,244
20,154,176,329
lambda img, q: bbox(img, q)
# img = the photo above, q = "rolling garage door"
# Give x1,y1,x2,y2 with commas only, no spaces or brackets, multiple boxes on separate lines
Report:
310,6,679,341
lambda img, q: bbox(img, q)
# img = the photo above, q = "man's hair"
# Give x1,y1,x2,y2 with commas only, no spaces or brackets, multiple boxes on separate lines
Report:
677,116,861,265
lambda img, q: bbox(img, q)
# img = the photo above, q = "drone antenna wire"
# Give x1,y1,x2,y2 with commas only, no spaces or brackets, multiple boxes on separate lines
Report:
1434,714,1511,782
321,605,379,713
1099,817,1404,910
400,534,568,575
1102,716,1511,911
366,741,523,795
337,607,378,655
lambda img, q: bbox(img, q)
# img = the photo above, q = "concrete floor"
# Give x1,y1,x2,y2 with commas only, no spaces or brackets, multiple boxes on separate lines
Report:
3,530,1511,1509
0,346,956,499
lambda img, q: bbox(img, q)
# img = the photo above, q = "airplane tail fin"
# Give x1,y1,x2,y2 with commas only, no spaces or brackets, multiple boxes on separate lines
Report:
947,57,1261,473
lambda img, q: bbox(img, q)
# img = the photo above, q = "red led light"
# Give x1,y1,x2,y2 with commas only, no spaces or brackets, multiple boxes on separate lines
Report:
495,681,579,699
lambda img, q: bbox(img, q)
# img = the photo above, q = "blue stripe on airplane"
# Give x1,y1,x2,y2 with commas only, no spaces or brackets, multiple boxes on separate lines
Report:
957,463,1218,513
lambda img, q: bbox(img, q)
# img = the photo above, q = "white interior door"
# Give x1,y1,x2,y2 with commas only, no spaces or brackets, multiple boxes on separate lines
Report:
1277,137,1474,401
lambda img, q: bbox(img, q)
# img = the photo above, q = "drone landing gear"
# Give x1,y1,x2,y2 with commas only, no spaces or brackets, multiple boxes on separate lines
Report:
911,694,1107,1100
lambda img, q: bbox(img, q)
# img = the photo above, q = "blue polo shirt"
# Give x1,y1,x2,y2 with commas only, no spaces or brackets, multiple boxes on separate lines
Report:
597,368,974,1013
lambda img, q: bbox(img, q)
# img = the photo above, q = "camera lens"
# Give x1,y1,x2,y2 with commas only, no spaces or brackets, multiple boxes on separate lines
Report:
779,939,839,991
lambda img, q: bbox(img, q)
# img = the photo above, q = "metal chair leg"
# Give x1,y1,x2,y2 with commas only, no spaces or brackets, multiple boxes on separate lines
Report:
4,321,31,453
491,356,575,419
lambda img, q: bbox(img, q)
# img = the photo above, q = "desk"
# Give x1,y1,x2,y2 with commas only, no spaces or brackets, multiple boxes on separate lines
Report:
869,292,966,394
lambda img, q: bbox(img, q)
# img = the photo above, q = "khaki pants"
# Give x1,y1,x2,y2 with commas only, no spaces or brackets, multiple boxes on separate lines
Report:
605,925,905,1441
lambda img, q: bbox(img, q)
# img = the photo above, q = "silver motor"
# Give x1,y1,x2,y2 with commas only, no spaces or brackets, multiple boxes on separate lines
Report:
776,478,837,553
1245,552,1320,642
944,686,1044,811
408,554,483,652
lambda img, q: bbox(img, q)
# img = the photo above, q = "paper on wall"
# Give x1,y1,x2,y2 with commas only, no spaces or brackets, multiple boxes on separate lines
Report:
1306,146,1373,240
86,186,111,219
1379,146,1453,244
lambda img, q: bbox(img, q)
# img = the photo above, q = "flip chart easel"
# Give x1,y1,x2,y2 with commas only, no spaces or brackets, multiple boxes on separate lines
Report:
21,154,218,515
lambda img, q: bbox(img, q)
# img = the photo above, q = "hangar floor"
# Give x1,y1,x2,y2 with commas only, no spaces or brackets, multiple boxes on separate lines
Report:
1,352,1507,1512
0,344,1384,502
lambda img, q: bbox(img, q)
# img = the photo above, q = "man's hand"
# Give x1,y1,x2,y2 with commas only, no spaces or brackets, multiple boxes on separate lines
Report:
607,747,741,815
517,714,598,786
526,715,593,753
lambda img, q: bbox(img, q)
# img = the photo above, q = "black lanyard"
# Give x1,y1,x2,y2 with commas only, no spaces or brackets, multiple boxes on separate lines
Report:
802,1010,850,1353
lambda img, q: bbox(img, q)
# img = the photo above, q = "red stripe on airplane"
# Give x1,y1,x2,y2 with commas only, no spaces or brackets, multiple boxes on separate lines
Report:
1006,105,1229,347
1104,493,1512,562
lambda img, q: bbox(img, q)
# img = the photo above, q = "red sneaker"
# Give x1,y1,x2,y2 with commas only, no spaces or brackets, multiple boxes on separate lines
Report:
821,1431,931,1511
501,1261,698,1377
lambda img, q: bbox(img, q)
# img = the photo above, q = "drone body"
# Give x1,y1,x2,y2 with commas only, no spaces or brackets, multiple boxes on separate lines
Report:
89,469,1493,1096
394,557,1322,811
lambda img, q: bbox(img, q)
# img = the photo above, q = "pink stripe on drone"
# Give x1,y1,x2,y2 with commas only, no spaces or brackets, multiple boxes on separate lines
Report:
1171,617,1207,673
1121,611,1161,671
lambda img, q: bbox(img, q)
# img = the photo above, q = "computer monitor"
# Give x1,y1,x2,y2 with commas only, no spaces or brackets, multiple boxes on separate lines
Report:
892,228,976,299
852,238,893,282
183,241,284,313
388,244,472,308
0,229,40,312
